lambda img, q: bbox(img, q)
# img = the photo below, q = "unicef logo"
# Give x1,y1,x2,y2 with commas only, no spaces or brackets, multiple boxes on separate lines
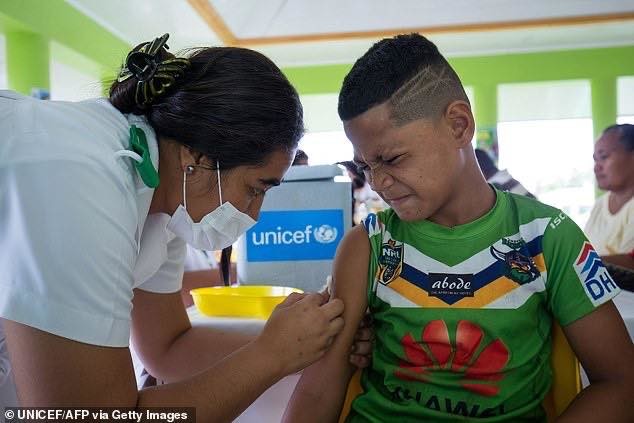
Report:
313,225,338,244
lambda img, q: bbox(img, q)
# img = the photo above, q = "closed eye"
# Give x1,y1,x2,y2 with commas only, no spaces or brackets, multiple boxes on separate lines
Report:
353,160,369,173
250,187,266,197
384,154,405,164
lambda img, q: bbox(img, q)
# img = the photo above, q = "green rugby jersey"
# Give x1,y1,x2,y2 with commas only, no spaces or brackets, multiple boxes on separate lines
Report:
347,189,620,422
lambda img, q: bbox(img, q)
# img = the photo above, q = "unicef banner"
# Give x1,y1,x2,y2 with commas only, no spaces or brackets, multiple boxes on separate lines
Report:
246,209,344,262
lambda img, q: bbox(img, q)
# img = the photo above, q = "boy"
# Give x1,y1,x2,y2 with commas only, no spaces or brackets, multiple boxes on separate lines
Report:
283,34,633,422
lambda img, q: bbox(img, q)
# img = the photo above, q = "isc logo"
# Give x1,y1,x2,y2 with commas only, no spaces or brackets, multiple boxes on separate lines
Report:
246,209,344,262
573,242,618,306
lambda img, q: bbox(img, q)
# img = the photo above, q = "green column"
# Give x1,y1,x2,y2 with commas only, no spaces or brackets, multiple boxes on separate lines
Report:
473,83,499,158
6,31,50,95
591,76,617,140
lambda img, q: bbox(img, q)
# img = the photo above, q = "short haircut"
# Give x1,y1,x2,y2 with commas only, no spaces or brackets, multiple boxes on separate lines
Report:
338,33,469,125
603,124,634,151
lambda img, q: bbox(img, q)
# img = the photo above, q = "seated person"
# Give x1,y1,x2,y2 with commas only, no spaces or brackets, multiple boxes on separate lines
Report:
292,149,309,166
283,34,634,422
584,124,634,270
475,148,536,198
339,160,387,225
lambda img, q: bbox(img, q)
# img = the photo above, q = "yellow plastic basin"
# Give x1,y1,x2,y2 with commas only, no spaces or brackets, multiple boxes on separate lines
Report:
190,285,303,319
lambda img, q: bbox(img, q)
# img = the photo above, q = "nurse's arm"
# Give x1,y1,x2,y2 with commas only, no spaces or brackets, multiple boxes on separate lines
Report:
3,317,285,417
3,291,344,421
557,301,634,422
283,225,370,423
131,288,256,382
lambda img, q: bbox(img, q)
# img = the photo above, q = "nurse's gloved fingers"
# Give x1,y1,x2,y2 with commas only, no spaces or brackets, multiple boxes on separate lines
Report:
326,316,345,337
321,298,344,320
279,292,306,307
299,292,329,307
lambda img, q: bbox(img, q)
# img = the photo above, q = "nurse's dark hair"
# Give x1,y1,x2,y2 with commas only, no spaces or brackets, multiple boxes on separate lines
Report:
109,45,304,170
338,33,468,124
603,124,634,151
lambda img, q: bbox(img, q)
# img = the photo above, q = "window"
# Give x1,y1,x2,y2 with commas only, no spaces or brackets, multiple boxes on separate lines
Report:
50,59,101,101
298,93,350,165
617,76,634,124
49,42,103,102
497,80,594,227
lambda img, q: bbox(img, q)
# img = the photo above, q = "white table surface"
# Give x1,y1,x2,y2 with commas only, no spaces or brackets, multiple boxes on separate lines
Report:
187,307,300,423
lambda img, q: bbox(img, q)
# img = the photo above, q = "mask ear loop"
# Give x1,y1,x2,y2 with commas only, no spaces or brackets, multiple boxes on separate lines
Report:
216,160,223,205
182,171,188,211
183,165,195,211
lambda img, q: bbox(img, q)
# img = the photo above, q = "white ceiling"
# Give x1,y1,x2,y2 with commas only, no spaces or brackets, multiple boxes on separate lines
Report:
65,0,634,67
213,0,634,37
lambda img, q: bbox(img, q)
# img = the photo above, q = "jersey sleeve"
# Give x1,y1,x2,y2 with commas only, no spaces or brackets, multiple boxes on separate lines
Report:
362,212,386,298
0,159,139,347
542,211,621,326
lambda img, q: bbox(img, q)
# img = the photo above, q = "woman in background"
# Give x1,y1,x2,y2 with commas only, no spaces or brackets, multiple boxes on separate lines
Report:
585,124,634,269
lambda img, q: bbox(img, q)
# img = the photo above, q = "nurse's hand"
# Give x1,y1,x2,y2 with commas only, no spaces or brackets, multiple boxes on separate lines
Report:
255,292,344,376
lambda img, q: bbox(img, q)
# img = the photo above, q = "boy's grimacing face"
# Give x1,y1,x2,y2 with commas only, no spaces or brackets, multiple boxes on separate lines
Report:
344,102,468,223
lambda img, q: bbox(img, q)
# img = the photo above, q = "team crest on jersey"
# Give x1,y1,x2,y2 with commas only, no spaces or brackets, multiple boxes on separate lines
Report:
490,238,540,285
573,242,618,306
378,239,404,285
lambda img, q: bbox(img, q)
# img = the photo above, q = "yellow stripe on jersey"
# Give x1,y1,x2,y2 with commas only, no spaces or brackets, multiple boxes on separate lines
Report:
383,253,547,309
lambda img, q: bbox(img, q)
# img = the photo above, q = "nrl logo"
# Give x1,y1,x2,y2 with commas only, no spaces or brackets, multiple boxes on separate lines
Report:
378,239,404,285
490,237,540,285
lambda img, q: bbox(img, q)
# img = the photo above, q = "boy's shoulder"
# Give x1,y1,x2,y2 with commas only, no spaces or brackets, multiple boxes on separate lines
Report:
501,190,563,222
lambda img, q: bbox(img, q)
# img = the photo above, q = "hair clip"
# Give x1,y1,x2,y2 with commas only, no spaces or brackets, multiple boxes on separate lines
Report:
118,33,170,83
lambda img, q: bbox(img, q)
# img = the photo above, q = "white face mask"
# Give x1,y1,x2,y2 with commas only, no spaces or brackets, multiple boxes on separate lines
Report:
167,161,256,250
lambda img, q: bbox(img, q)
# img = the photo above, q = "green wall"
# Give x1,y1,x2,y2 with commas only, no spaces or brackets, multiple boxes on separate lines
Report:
282,46,634,93
1,0,632,136
0,0,130,94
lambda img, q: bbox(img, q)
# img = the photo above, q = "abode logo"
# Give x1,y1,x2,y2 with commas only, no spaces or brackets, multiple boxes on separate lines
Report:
428,273,474,300
573,241,618,305
246,209,344,262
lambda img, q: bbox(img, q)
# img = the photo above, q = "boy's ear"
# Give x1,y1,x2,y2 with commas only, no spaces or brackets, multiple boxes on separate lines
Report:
445,101,475,147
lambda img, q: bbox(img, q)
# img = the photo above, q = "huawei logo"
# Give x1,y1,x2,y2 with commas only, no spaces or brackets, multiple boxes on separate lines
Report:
395,320,510,396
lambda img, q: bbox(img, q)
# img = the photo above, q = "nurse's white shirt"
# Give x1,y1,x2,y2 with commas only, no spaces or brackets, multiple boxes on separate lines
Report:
0,91,186,402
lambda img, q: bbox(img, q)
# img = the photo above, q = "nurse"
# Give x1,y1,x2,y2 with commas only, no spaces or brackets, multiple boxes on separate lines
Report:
0,34,353,419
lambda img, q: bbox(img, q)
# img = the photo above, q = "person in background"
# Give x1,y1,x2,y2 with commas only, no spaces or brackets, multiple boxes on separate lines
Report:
180,246,234,307
475,148,536,198
339,160,387,224
584,124,634,270
284,33,633,423
292,149,309,166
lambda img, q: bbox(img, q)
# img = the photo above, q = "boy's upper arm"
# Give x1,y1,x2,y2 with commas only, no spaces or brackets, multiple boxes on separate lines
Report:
541,212,620,326
284,225,371,422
